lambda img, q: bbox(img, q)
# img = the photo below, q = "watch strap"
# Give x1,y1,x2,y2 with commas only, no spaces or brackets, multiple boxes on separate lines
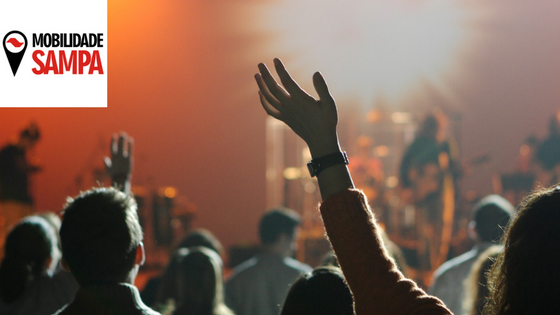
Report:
307,151,349,177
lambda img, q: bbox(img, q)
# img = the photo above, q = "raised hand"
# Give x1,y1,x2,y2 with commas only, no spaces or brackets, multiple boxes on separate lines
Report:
255,58,340,158
256,59,353,199
104,132,133,193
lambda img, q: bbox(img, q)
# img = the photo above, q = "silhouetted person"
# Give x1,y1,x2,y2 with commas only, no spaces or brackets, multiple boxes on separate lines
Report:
165,247,233,315
485,185,560,315
399,115,441,201
281,267,354,315
0,216,77,315
225,208,312,315
398,113,461,279
53,133,158,315
0,123,42,258
429,194,513,315
146,229,224,308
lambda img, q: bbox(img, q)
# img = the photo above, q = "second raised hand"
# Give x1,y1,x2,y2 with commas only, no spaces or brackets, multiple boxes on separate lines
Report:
255,58,341,158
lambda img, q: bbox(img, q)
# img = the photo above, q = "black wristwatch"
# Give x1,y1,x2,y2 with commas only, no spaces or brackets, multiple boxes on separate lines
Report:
307,151,349,177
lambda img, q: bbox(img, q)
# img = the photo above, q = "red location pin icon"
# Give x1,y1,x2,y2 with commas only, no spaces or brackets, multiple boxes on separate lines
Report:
3,31,28,76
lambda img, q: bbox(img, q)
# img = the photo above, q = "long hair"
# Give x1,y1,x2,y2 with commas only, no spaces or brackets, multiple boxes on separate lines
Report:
172,247,233,315
0,216,57,303
485,185,560,315
463,245,501,315
176,229,224,257
157,229,224,307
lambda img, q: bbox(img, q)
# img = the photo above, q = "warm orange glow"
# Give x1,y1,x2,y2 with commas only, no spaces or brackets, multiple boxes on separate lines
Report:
375,145,389,157
283,167,301,180
163,187,177,199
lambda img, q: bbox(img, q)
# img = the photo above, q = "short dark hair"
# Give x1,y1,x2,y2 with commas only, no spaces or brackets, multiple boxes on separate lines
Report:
471,194,513,243
258,208,301,245
281,267,354,315
60,187,143,285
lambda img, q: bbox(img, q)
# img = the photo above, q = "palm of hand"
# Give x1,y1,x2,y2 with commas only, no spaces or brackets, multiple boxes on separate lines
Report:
104,133,133,178
255,59,339,156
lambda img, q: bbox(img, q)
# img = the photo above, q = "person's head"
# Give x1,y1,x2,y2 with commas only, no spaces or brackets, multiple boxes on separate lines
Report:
486,185,560,315
18,122,40,149
156,229,225,305
281,267,354,315
469,195,514,244
38,212,62,251
60,187,144,286
420,115,439,139
172,247,232,315
259,208,301,254
0,216,59,303
177,229,224,257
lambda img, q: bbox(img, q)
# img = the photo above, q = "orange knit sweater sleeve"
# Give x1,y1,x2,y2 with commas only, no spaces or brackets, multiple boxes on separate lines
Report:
319,189,452,315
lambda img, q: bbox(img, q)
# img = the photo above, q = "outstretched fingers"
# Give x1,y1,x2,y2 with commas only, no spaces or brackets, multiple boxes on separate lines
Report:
111,133,119,158
117,132,126,155
256,73,284,117
114,132,133,158
273,58,312,100
258,91,283,120
258,63,290,103
126,136,133,159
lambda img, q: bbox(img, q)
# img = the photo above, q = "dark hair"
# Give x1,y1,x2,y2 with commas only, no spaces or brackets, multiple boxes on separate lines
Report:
281,267,354,315
177,229,224,257
463,245,502,315
157,229,224,305
0,216,58,303
471,195,513,243
485,185,560,315
420,115,439,139
172,247,233,315
60,187,143,285
259,208,301,245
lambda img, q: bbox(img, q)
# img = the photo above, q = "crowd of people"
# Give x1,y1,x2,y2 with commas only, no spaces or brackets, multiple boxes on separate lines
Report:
0,59,560,315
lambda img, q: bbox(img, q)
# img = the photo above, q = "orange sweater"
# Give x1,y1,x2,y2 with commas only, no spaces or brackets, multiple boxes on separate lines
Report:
320,189,452,315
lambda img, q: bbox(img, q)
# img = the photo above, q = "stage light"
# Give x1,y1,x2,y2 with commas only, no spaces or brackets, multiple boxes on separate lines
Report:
255,0,482,108
283,167,301,180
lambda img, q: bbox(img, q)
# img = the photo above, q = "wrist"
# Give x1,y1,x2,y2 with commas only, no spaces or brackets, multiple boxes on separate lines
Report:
308,136,340,159
111,173,131,183
307,151,349,177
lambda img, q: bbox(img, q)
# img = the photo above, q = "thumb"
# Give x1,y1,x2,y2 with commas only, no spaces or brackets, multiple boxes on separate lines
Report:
313,72,335,108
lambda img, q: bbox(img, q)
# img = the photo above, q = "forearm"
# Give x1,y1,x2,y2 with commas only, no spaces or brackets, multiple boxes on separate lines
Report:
320,190,451,315
255,58,450,315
